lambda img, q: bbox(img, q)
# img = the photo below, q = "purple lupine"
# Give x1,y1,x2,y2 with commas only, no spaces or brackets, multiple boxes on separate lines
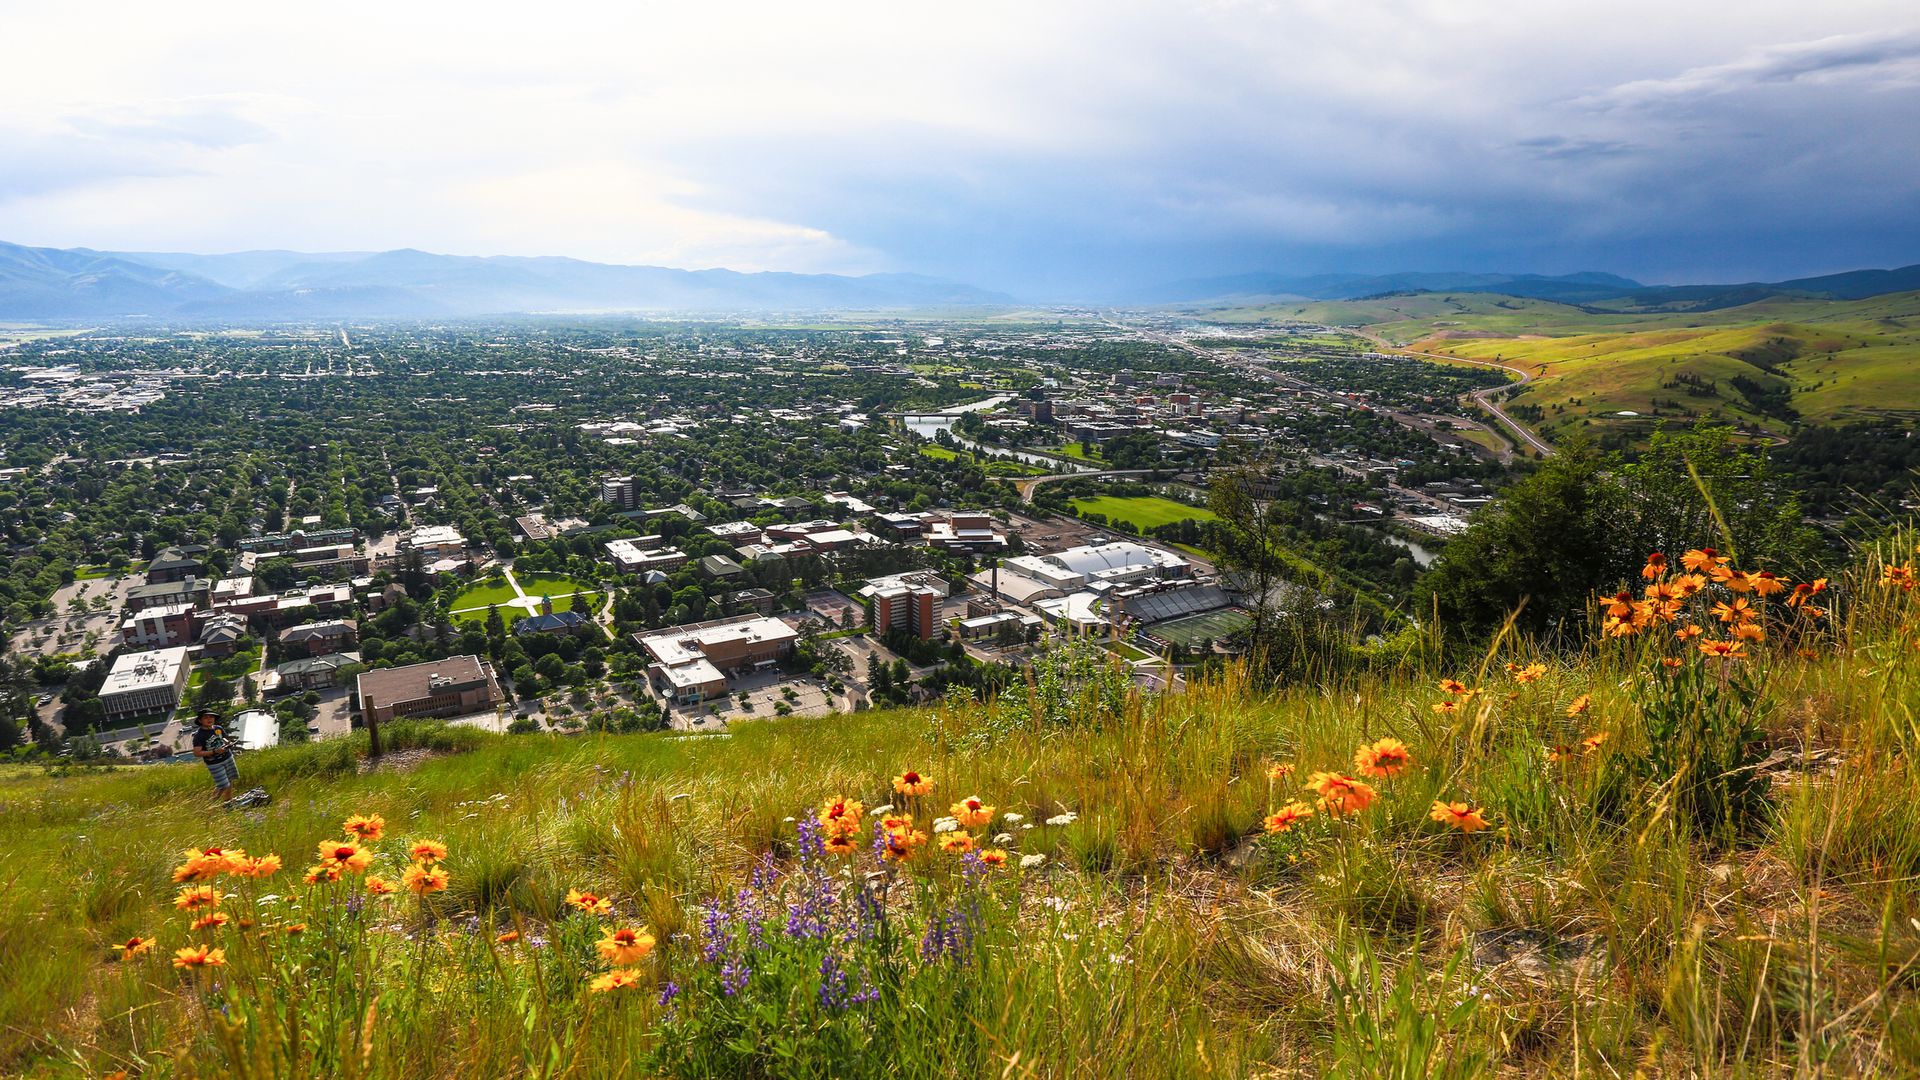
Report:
700,905,731,963
658,980,681,1007
817,950,852,1010
720,959,750,997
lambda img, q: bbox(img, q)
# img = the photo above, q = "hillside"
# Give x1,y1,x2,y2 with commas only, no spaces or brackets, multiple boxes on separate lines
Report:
1209,290,1920,441
5,539,1920,1076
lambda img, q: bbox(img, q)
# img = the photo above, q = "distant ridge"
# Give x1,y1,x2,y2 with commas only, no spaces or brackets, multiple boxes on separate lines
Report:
1134,264,1920,312
0,241,1014,320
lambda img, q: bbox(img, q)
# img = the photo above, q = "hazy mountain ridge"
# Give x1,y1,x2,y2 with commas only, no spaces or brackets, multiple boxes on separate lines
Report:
0,242,1013,319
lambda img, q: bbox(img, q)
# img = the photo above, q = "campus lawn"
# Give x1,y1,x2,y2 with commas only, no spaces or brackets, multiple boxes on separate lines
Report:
1069,494,1216,531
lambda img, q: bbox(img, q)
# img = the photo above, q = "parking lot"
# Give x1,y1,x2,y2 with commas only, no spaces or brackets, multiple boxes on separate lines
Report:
7,573,135,661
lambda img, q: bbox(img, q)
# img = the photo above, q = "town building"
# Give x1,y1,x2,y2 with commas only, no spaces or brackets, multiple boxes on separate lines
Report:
924,512,1010,553
605,539,689,574
196,612,250,658
513,597,591,636
268,652,361,693
400,525,467,560
600,475,641,511
870,585,938,640
635,615,799,705
121,602,195,649
145,546,207,584
278,619,359,657
126,578,212,612
355,655,502,726
98,647,191,722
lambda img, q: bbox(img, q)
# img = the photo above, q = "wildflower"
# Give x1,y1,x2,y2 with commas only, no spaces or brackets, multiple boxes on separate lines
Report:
1882,565,1915,590
1438,678,1470,695
1712,566,1753,593
1044,812,1079,827
1787,578,1828,608
173,885,221,911
1581,731,1608,754
402,863,449,896
1711,598,1756,625
365,875,397,896
1699,639,1747,660
1546,744,1575,763
1565,694,1591,718
232,854,282,879
115,936,155,961
932,816,960,834
1661,657,1684,669
881,829,927,862
951,796,995,829
1266,761,1296,781
566,889,614,915
1751,571,1787,597
1000,812,1024,824
190,912,230,931
1675,623,1705,641
303,864,341,885
589,968,644,993
1429,801,1491,833
1731,622,1766,643
1507,662,1546,684
939,831,977,854
1432,700,1459,714
824,832,859,856
1019,853,1048,869
408,839,449,863
315,840,373,875
172,945,226,970
1675,573,1707,597
1682,548,1724,572
1264,801,1315,834
893,770,933,797
1641,553,1667,579
879,812,916,835
597,927,656,965
978,848,1009,867
1355,737,1412,778
284,923,306,935
818,797,866,836
496,931,520,945
342,814,386,842
1305,772,1377,817
171,846,240,883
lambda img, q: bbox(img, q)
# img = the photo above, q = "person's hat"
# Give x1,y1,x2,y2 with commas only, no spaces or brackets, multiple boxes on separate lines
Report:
195,708,222,722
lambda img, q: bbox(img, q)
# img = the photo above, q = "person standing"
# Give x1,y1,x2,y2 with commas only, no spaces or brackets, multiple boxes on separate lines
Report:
191,709,239,802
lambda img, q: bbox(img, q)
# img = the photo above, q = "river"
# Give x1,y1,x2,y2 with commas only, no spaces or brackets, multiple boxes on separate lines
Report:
904,394,1093,473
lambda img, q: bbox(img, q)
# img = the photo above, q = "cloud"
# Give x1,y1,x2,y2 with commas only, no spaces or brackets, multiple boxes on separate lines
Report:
1580,29,1920,109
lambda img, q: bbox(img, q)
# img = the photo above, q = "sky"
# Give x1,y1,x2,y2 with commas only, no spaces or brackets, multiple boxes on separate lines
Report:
2,0,1917,298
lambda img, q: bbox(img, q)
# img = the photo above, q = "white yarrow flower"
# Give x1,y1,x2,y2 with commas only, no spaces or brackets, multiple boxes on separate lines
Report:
993,832,1014,845
932,816,959,834
1000,812,1024,824
868,804,894,817
1044,812,1078,827
1020,853,1048,869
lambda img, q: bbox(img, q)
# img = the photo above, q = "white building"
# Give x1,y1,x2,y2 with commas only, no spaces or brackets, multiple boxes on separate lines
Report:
98,647,191,722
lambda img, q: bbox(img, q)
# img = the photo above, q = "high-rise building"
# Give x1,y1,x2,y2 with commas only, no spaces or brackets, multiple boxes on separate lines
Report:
600,475,640,510
870,585,938,640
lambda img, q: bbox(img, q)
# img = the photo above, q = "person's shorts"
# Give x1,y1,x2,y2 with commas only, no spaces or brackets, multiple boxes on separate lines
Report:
205,755,239,789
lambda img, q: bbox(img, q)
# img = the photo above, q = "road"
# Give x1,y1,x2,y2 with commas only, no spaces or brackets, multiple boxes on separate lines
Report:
1014,468,1164,504
1393,345,1554,459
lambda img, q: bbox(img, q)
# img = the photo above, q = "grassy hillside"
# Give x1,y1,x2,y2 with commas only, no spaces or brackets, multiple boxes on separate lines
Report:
6,536,1920,1076
1205,291,1920,442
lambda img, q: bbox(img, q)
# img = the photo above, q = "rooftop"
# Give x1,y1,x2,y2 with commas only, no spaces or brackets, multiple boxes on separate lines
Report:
100,647,189,695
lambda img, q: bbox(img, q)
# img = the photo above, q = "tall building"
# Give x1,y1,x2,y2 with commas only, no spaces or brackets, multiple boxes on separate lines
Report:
600,475,640,510
98,647,191,722
871,585,938,640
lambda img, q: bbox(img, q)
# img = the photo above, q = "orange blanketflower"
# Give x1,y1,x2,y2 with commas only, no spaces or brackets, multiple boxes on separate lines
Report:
1431,700,1459,714
1305,772,1377,818
1604,591,1635,619
1641,553,1667,579
190,912,230,931
1429,801,1491,833
1264,801,1316,834
818,797,866,837
879,812,916,836
408,839,450,863
950,797,995,829
589,968,644,993
116,936,155,961
402,863,449,896
281,923,306,935
364,875,397,896
173,885,221,911
1699,639,1747,660
1506,662,1547,684
1354,737,1412,778
1266,762,1296,781
1675,623,1705,641
1546,744,1576,763
232,854,283,879
1883,565,1916,590
1731,622,1766,643
171,846,243,883
496,931,520,945
172,945,226,970
1565,694,1592,718
824,832,859,857
1675,574,1708,597
342,814,386,842
939,831,977,854
565,888,614,915
893,770,933,797
1682,548,1724,572
596,927,656,965
1661,657,1685,669
1581,731,1608,754
978,848,1009,866
303,864,342,885
1711,598,1757,625
1751,570,1787,597
315,840,374,875
1438,678,1470,695
881,829,928,862
1712,565,1753,593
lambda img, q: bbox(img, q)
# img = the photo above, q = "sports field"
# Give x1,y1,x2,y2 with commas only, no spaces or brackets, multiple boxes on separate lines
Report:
1070,495,1216,531
1142,608,1252,647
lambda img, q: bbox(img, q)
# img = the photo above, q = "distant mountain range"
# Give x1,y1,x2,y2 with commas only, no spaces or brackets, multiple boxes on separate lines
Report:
1132,265,1920,311
0,242,1014,320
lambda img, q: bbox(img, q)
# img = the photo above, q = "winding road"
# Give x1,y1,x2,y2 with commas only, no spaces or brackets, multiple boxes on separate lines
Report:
1389,344,1555,458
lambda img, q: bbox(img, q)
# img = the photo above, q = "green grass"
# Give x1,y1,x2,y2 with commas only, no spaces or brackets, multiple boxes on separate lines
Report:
918,445,962,461
1069,494,1216,531
1043,442,1105,463
450,572,599,618
73,565,115,581
1140,607,1253,647
8,540,1920,1075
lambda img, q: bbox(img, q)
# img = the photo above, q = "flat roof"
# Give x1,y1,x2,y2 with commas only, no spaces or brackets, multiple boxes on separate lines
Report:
100,647,189,695
636,615,798,666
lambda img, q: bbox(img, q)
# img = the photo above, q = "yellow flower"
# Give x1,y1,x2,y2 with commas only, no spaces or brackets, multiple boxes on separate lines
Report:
939,831,977,854
818,797,866,837
597,927,656,965
173,885,221,911
408,839,450,863
232,854,283,879
1264,801,1315,834
172,945,226,970
978,848,1009,866
1265,762,1296,781
496,931,521,945
1429,801,1490,833
314,840,373,875
950,797,995,829
565,888,614,915
402,863,449,895
1354,737,1411,779
824,832,859,857
365,875,398,896
1565,694,1591,718
171,846,242,883
342,814,386,842
893,770,933,797
1305,772,1377,817
115,936,155,961
1437,678,1470,695
589,968,643,993
190,912,230,931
